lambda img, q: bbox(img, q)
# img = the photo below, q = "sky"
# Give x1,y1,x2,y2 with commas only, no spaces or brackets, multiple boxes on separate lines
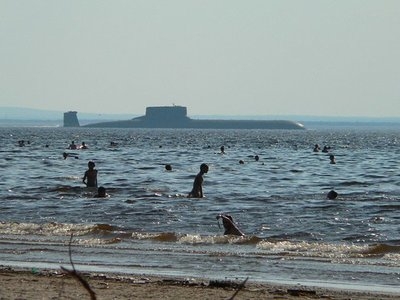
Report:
1,1,400,118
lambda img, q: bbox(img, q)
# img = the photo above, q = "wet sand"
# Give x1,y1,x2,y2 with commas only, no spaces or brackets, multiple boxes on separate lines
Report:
0,267,399,299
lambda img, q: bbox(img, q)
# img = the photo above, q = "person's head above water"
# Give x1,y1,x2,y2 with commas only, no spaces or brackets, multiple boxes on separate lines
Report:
97,186,106,197
327,190,338,199
200,163,209,173
165,164,172,171
88,161,95,169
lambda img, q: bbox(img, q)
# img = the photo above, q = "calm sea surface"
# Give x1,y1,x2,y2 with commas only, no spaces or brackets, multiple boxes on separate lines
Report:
1,125,400,291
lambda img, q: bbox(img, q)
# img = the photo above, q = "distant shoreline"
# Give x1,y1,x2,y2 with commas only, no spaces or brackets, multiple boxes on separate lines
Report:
1,119,400,129
1,106,400,124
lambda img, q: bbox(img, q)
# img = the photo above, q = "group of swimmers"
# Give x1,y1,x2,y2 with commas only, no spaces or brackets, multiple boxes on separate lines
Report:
68,141,88,150
18,140,30,147
77,156,241,235
63,140,107,198
313,144,331,153
186,162,244,235
68,142,338,235
81,160,108,198
83,161,209,199
63,141,89,160
313,143,338,199
78,159,210,200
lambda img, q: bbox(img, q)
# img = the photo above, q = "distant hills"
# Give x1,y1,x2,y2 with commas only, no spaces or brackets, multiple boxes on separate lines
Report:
0,107,135,121
0,107,137,127
0,106,399,127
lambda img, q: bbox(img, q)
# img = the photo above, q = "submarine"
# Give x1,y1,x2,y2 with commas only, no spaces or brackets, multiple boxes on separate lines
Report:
64,106,305,130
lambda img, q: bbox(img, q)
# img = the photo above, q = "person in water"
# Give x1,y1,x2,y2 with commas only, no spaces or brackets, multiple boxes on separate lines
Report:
94,186,107,198
329,154,336,164
313,144,320,152
216,214,244,236
188,163,209,198
322,145,330,153
63,152,78,159
68,141,77,150
83,161,98,187
327,190,338,199
80,142,88,149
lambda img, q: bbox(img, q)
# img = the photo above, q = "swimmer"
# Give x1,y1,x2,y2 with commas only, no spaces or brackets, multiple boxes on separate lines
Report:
220,146,225,154
322,145,330,153
254,155,259,162
80,142,88,149
216,214,244,236
327,190,338,199
68,141,77,150
83,161,98,188
313,144,320,152
63,152,78,159
239,160,244,164
329,154,336,164
165,164,172,171
188,163,209,198
94,186,108,198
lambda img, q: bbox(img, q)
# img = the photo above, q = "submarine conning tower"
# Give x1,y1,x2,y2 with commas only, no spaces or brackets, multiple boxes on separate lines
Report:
63,111,80,127
142,106,190,127
145,106,188,120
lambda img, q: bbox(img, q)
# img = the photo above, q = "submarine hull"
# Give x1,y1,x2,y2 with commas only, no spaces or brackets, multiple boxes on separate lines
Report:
70,106,305,130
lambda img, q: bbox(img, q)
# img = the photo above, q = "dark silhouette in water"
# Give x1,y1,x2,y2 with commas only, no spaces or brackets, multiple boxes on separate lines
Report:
95,186,107,198
68,141,77,150
63,152,79,159
83,161,98,188
322,145,331,153
64,106,305,130
216,214,244,236
188,163,209,198
327,190,338,199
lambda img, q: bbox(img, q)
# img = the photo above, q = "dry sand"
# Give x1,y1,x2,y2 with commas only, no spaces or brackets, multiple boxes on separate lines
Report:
0,266,399,300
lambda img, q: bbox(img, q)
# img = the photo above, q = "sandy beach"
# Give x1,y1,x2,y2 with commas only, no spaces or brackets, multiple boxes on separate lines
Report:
0,267,399,300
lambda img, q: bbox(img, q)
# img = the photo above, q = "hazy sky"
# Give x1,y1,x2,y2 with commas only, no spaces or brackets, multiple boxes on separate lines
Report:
1,1,399,117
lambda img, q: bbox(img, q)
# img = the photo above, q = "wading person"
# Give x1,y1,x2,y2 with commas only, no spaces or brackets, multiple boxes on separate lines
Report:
188,163,209,198
83,161,98,188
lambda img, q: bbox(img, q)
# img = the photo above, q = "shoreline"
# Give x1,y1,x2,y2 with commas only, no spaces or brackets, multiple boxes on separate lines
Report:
1,266,399,299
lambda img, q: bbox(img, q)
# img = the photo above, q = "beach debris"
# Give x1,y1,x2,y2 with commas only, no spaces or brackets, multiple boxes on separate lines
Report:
228,277,249,300
60,234,97,300
161,278,200,287
287,288,317,296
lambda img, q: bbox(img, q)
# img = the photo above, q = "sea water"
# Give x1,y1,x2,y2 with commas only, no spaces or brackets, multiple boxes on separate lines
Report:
1,125,400,292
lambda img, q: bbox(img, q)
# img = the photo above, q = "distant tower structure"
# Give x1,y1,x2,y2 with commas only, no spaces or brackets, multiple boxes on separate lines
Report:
63,111,80,127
